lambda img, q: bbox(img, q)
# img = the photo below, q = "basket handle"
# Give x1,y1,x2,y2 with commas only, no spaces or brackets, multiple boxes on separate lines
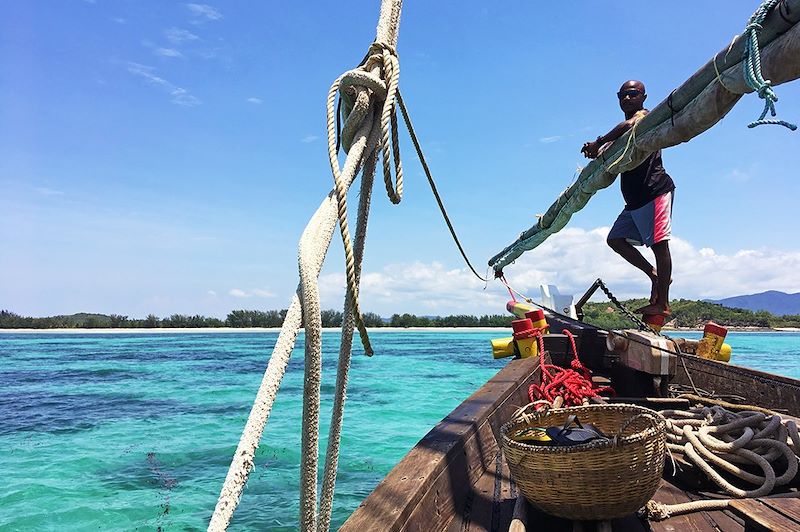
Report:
613,412,662,444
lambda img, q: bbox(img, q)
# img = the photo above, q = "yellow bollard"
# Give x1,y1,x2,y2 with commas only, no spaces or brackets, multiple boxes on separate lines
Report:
715,343,732,363
506,300,537,319
643,313,666,333
696,322,728,360
512,318,539,359
491,337,517,359
524,309,550,334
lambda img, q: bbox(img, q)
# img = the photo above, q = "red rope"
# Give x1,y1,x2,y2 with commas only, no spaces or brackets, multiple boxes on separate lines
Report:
528,329,615,407
498,273,516,302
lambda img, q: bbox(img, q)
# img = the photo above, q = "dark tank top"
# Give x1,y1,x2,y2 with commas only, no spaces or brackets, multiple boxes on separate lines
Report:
620,150,675,210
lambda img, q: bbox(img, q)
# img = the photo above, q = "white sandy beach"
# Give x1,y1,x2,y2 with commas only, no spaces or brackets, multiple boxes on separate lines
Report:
0,326,515,334
2,326,797,335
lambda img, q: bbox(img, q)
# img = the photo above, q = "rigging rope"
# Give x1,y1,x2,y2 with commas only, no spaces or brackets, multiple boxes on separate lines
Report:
208,2,404,530
395,93,489,283
743,0,798,130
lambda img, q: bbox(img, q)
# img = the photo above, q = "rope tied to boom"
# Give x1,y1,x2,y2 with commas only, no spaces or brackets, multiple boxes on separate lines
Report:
742,0,797,130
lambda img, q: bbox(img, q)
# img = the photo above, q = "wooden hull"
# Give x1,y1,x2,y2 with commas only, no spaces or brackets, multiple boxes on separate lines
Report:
341,318,800,531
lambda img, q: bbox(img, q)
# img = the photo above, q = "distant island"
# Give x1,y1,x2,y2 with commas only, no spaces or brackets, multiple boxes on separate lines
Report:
709,290,800,316
2,298,799,330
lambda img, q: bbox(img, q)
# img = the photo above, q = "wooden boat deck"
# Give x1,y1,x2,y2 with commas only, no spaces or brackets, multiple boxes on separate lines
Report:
445,456,746,532
446,462,800,531
340,320,800,532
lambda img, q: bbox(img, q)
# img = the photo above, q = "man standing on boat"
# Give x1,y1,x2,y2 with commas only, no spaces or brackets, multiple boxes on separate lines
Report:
581,80,674,317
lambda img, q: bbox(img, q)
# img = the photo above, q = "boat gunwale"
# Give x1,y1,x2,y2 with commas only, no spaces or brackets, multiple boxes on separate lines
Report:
340,355,541,531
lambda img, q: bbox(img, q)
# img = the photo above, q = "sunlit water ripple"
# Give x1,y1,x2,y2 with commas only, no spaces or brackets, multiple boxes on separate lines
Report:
1,330,797,530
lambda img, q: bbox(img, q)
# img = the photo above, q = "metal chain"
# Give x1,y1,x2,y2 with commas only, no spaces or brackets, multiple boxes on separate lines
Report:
596,279,659,335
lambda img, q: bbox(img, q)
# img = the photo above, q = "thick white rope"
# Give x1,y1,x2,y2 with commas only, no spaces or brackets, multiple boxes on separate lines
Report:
641,405,800,521
318,122,380,532
207,131,365,532
209,2,403,531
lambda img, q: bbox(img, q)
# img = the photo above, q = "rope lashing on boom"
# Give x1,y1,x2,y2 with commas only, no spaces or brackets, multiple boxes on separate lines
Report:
528,330,615,406
641,404,800,521
743,0,798,130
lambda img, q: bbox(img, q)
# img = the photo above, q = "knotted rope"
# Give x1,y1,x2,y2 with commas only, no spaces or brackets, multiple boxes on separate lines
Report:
743,0,798,130
208,2,404,531
527,330,615,406
328,40,405,359
640,404,800,521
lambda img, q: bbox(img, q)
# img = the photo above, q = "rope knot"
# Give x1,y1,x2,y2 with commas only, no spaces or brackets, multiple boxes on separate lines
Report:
741,0,796,130
368,41,398,58
640,500,671,521
744,22,763,33
756,82,775,100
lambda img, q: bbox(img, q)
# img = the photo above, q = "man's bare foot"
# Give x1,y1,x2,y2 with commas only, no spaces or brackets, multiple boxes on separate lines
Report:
636,303,671,316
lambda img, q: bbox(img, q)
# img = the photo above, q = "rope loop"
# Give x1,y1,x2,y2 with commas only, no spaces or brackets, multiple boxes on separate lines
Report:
742,0,797,130
323,36,409,359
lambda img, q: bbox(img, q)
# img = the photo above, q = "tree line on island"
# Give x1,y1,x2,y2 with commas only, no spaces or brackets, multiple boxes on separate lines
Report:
2,299,799,329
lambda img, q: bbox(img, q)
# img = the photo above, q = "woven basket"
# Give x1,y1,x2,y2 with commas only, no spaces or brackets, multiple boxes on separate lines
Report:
501,403,666,521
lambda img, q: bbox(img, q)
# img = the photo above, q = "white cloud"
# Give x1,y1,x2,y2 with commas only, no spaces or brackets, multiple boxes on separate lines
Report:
34,187,64,196
228,288,276,298
252,289,276,298
127,62,200,106
506,228,800,302
207,290,217,297
186,3,222,21
724,168,751,184
319,261,502,315
246,97,263,105
540,135,563,143
317,228,800,315
165,27,199,44
154,47,183,58
301,135,319,143
170,88,200,106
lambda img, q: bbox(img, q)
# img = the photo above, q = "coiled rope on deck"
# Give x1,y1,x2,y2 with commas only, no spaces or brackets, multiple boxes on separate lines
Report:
641,404,800,521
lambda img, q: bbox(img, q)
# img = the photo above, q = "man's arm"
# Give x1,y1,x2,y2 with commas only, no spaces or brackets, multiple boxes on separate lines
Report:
581,111,646,159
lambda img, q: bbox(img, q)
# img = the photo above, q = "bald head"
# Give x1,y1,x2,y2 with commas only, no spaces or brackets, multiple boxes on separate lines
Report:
618,80,647,117
620,80,645,93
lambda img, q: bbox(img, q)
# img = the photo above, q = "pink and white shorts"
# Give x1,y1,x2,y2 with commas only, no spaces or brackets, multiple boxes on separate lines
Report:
607,191,673,247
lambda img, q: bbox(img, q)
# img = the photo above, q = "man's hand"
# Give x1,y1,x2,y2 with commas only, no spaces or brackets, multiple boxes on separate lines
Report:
581,140,600,159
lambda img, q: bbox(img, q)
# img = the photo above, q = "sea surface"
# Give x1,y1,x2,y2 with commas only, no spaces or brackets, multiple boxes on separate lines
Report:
1,330,798,531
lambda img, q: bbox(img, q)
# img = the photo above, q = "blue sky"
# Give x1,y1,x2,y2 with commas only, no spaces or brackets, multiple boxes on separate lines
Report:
2,1,799,319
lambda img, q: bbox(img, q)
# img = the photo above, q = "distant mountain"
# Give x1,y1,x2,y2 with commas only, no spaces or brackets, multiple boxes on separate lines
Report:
709,291,800,316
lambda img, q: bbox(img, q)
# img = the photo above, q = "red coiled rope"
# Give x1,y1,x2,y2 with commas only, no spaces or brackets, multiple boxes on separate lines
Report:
528,329,615,406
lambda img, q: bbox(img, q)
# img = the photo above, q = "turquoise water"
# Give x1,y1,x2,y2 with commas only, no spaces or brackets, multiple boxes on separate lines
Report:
1,330,798,530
